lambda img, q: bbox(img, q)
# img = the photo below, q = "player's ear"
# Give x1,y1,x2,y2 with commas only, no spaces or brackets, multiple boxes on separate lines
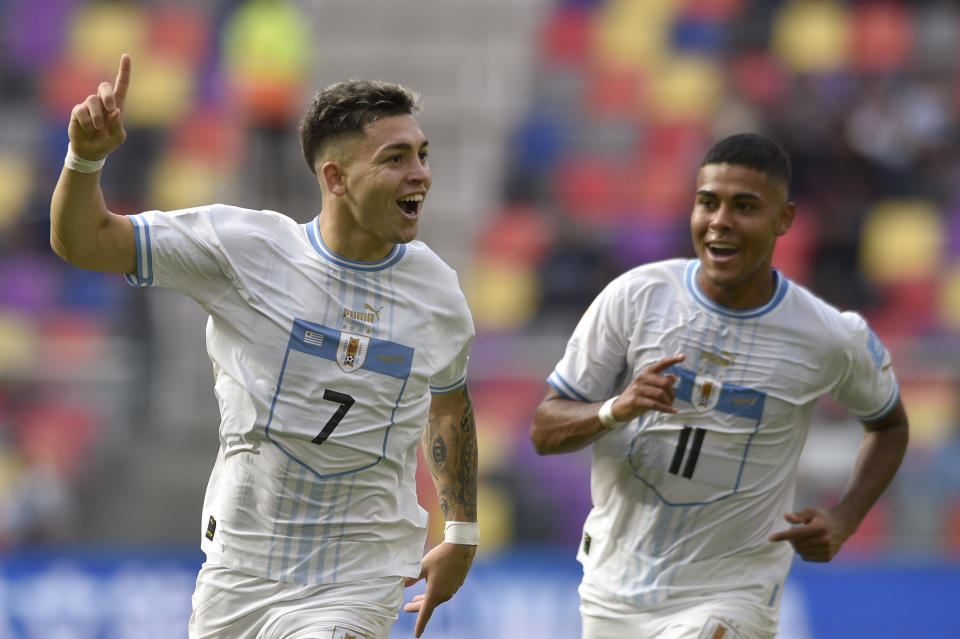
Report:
775,201,796,236
321,161,346,196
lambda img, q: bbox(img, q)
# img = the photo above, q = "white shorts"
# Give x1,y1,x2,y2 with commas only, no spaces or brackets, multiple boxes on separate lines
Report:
579,581,779,639
189,562,404,639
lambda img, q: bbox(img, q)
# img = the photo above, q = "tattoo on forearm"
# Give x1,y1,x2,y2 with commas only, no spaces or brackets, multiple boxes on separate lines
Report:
432,434,447,467
427,387,479,522
439,497,450,520
460,387,474,432
454,387,478,520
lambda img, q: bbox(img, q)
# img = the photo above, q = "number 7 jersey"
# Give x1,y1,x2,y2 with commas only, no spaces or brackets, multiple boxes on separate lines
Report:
125,204,475,585
547,259,898,610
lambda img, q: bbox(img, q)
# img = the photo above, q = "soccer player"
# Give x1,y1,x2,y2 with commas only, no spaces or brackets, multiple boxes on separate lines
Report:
530,134,909,639
51,54,478,639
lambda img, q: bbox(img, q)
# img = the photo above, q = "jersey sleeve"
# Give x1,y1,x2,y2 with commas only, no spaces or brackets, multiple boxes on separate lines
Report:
124,205,237,304
428,283,476,395
828,311,899,422
547,278,629,402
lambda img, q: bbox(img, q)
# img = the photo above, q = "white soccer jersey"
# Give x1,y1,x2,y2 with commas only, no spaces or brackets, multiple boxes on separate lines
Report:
125,204,474,585
548,258,898,610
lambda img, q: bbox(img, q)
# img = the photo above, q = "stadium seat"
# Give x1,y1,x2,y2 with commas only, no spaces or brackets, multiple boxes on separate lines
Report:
15,402,101,479
1,0,79,70
537,6,593,68
592,0,676,72
730,50,788,107
67,1,147,71
937,264,960,331
464,257,540,331
771,0,849,74
849,1,912,73
860,199,942,285
647,55,723,124
0,153,33,232
147,4,210,66
475,206,554,267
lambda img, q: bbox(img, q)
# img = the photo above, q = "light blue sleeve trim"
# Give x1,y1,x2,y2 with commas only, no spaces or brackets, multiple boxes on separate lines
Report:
430,375,467,395
547,370,590,402
858,385,900,423
123,214,154,287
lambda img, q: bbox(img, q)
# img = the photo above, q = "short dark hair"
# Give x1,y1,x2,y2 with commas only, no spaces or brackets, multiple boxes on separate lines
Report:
700,133,791,189
298,79,420,175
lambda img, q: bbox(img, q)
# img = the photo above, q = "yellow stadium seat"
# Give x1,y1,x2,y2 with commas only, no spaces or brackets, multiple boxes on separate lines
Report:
591,0,678,72
0,154,33,231
148,152,225,212
772,0,849,73
464,258,539,331
648,55,723,123
860,199,942,284
68,2,148,71
0,313,36,375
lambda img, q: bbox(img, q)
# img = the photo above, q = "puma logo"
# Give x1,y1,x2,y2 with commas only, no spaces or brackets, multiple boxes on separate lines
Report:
343,304,382,324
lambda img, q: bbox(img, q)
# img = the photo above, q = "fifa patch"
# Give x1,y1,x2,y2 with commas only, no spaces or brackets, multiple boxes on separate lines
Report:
692,375,722,412
699,616,740,639
333,627,366,639
582,533,591,555
336,332,369,372
205,515,216,541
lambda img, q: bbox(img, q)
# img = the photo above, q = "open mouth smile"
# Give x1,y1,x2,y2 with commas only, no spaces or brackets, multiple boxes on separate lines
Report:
705,241,740,261
396,193,424,218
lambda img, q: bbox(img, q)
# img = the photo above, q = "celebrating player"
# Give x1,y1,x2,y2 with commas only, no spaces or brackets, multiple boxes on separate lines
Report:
51,54,478,639
530,133,909,638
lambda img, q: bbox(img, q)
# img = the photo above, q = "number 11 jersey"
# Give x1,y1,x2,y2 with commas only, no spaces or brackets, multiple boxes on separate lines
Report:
548,259,898,611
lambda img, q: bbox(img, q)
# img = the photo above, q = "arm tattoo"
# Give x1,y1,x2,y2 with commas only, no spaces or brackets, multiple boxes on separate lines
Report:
455,387,478,521
432,434,447,467
425,387,479,522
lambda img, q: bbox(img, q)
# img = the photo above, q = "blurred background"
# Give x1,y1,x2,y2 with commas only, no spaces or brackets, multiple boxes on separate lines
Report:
1,0,959,636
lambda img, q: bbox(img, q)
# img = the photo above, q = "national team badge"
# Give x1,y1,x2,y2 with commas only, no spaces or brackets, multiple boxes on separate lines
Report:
692,374,722,412
336,332,369,372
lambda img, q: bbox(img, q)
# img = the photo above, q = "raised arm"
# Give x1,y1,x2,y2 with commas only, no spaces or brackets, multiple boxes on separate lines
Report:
403,385,478,637
530,354,684,455
50,53,136,274
770,399,909,561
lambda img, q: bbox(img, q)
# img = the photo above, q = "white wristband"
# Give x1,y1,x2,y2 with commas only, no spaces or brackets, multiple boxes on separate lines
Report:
598,395,629,429
444,521,479,546
65,146,106,173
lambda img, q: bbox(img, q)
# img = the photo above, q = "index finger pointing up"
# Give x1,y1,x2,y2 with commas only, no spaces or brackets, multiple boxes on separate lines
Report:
114,53,131,111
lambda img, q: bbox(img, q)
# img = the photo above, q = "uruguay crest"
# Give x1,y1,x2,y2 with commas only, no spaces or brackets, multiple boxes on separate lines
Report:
692,374,722,412
336,331,369,372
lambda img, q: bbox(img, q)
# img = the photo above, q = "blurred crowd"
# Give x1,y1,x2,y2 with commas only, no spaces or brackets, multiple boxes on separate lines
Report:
0,0,958,559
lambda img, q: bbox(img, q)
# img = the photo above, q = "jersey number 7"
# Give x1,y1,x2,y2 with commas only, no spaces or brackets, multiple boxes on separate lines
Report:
311,389,356,445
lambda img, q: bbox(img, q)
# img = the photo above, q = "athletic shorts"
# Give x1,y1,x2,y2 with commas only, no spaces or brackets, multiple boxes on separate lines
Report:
579,581,779,639
189,562,404,639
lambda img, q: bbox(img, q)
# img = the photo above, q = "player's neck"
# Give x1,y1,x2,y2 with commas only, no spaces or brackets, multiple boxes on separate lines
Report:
316,215,394,263
697,268,777,310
